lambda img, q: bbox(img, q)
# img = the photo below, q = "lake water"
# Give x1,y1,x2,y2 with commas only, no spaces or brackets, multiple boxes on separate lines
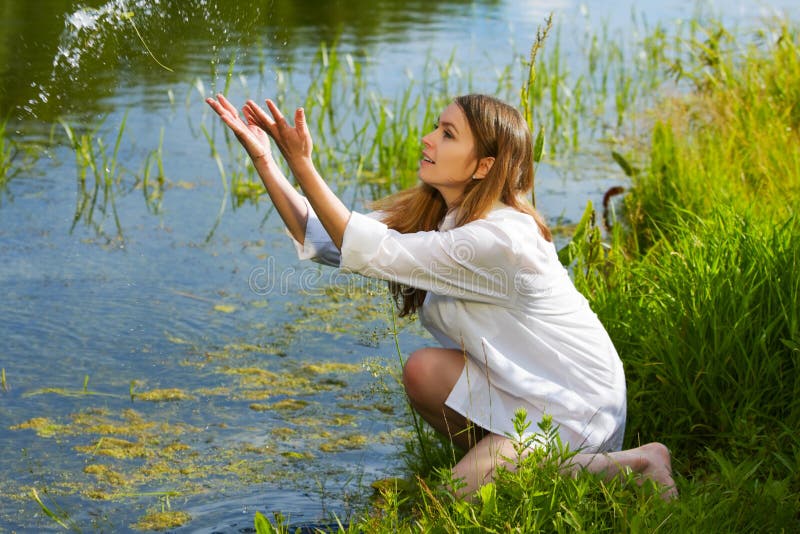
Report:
1,0,797,531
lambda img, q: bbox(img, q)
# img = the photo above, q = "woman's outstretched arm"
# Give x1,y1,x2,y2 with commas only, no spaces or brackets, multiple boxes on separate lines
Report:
205,94,308,243
245,99,350,249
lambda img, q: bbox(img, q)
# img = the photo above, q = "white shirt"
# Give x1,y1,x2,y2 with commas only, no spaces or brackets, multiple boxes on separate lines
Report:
292,199,626,451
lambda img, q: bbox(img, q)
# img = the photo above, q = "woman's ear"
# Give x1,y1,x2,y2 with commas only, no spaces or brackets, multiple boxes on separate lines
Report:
473,156,496,180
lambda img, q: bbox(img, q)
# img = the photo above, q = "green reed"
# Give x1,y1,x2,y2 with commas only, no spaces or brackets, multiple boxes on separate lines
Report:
0,117,13,188
201,122,229,242
623,20,800,248
60,112,128,240
141,127,166,214
58,112,173,239
195,9,670,226
31,488,79,532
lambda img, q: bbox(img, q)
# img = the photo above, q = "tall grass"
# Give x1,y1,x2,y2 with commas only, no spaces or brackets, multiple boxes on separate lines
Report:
622,20,800,248
591,19,800,478
561,15,800,532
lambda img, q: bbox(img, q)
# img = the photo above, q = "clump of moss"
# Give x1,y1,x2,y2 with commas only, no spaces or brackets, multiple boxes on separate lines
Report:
301,362,363,374
319,433,368,453
329,414,357,427
84,464,126,486
9,417,64,438
84,489,115,500
271,427,296,439
76,437,147,459
134,388,195,402
250,398,311,412
131,510,191,531
281,451,314,460
274,399,310,411
193,386,232,396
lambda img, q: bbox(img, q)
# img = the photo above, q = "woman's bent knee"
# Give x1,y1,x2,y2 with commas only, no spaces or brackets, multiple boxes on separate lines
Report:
402,347,465,408
402,349,431,403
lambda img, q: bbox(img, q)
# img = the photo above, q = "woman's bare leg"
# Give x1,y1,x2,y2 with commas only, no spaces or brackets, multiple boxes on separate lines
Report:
403,347,677,500
402,347,487,450
449,433,519,495
449,434,677,500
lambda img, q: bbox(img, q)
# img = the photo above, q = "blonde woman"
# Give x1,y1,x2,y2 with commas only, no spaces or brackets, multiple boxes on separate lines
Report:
206,93,676,499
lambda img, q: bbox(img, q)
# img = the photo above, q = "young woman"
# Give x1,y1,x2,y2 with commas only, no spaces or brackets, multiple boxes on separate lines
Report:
206,93,677,500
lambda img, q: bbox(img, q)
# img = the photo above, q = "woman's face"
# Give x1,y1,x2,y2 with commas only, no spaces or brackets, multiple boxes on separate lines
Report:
419,102,481,207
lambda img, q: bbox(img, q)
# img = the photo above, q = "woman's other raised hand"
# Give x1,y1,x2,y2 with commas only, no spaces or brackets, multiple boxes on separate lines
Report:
205,94,275,166
243,99,313,169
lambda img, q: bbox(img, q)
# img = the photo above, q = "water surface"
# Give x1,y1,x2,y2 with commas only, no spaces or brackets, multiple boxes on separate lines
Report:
0,0,797,531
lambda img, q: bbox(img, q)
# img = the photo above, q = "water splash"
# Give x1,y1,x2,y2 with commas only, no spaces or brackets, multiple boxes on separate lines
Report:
30,0,248,118
53,0,138,72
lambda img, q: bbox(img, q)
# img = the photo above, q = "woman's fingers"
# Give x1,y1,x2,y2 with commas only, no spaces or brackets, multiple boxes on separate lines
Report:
244,100,275,130
207,95,242,128
294,107,307,135
217,94,239,116
265,99,288,127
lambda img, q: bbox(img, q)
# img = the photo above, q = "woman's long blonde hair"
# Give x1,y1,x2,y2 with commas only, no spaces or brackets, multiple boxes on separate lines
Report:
371,94,552,316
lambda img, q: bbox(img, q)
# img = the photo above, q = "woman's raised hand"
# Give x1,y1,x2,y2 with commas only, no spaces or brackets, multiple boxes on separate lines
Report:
244,99,314,169
205,94,275,165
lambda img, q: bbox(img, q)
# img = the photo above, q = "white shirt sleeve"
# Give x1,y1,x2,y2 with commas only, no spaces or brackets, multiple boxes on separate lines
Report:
288,198,385,268
287,197,342,267
340,210,520,305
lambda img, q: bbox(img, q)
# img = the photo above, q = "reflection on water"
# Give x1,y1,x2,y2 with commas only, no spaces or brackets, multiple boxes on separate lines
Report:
1,0,798,531
0,0,503,121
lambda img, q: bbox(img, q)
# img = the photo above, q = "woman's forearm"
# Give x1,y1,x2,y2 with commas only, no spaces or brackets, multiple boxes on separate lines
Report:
252,155,309,244
289,158,350,249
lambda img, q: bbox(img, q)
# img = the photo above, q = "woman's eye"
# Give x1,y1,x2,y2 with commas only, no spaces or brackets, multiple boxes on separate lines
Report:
431,122,452,139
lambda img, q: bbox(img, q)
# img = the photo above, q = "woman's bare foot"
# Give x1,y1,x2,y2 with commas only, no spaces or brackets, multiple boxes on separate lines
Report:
569,442,678,501
625,442,678,500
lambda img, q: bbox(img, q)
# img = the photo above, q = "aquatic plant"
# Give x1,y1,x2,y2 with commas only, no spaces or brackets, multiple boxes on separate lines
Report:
0,118,14,189
31,488,79,532
60,113,128,240
140,127,166,214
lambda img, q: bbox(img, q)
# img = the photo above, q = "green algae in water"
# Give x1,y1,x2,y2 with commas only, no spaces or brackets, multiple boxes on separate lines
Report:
6,350,389,529
271,427,296,439
84,464,127,486
319,433,368,453
250,398,310,412
77,437,148,459
302,362,363,374
270,398,310,411
281,451,314,461
133,388,195,402
132,510,191,531
10,417,66,438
